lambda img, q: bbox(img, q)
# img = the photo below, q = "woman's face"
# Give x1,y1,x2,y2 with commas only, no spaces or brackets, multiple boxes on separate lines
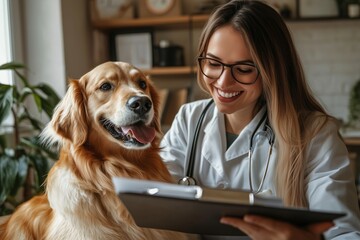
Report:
203,25,262,115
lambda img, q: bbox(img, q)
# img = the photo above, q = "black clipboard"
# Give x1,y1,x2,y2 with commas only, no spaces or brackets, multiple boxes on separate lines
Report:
113,177,346,236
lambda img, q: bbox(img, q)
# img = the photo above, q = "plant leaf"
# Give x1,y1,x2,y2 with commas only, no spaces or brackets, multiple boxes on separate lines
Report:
0,84,13,124
20,136,42,150
22,136,59,160
32,93,43,112
0,135,7,152
0,62,25,70
348,80,360,127
19,109,44,131
35,83,61,103
33,136,59,160
14,69,28,87
9,154,29,196
39,97,56,118
0,61,60,212
0,154,19,205
34,84,60,118
18,87,33,103
29,154,50,192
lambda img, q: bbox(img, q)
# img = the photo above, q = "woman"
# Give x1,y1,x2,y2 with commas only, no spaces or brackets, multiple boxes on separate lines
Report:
160,0,360,239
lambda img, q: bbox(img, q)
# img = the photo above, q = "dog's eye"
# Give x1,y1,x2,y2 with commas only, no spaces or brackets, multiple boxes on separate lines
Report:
138,80,147,90
100,82,113,91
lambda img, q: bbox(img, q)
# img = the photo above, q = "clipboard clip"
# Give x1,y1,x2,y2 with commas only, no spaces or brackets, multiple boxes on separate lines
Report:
145,186,203,200
250,193,283,207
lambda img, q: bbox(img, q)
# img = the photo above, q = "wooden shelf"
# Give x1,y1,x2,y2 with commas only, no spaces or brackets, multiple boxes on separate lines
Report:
142,66,196,76
93,14,360,77
92,15,205,77
92,14,209,30
344,137,360,146
92,14,360,30
286,16,360,22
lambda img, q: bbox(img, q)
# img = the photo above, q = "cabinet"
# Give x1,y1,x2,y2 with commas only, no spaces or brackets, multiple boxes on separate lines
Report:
90,7,360,129
344,137,360,205
92,14,208,75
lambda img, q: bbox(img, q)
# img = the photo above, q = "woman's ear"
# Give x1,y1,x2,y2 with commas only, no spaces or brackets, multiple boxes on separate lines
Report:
47,79,89,146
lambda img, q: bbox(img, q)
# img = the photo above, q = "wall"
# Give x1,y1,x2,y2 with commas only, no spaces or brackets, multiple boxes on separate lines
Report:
289,20,360,123
20,0,93,96
22,0,67,97
154,18,360,123
181,0,360,123
61,0,93,79
18,0,359,124
16,0,93,123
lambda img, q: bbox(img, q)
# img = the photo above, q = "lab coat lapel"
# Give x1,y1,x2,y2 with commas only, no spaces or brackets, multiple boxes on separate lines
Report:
201,109,249,175
202,111,225,165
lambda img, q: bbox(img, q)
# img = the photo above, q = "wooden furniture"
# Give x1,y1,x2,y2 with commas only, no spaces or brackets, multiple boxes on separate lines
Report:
90,9,360,128
344,137,360,171
92,14,208,75
91,14,208,128
344,137,360,204
91,13,359,74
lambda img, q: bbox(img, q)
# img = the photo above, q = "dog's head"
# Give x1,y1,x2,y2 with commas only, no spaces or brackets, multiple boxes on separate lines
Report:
42,61,161,151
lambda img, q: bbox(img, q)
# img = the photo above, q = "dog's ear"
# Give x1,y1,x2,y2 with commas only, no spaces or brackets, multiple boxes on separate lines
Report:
148,80,161,135
45,79,89,146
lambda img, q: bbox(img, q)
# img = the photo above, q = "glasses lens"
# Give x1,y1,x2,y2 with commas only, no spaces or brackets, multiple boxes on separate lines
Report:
232,64,258,84
199,58,223,79
199,58,259,84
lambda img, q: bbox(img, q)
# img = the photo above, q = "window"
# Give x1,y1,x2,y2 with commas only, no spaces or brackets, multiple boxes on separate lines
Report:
0,0,13,129
0,0,13,85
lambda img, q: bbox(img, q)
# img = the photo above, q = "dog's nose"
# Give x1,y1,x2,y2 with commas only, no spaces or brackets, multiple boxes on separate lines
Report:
126,96,152,115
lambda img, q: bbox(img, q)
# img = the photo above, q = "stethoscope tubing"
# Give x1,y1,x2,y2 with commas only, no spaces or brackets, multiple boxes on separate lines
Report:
179,100,275,193
248,115,275,193
183,99,214,185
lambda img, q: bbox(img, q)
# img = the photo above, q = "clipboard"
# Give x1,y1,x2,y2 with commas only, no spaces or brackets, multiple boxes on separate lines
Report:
113,177,346,236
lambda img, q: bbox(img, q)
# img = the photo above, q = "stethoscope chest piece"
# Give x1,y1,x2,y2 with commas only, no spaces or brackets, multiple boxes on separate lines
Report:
178,176,197,186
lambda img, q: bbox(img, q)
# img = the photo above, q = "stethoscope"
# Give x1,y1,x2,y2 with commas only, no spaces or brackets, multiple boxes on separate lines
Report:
178,100,275,194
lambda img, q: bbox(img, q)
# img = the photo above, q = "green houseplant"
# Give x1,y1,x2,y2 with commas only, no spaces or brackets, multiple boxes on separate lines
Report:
0,62,60,215
347,80,360,129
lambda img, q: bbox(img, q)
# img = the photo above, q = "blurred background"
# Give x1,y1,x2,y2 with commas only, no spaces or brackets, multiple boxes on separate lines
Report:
0,0,359,211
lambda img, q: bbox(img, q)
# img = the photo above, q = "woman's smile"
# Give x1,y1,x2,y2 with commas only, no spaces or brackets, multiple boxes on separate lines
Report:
217,88,242,100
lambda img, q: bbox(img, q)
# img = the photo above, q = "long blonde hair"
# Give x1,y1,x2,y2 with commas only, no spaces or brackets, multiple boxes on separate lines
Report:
197,0,332,207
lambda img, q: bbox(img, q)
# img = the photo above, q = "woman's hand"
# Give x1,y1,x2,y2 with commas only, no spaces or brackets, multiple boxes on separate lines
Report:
220,215,333,240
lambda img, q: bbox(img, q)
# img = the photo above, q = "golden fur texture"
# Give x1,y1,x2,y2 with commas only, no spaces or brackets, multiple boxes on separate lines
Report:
0,62,194,240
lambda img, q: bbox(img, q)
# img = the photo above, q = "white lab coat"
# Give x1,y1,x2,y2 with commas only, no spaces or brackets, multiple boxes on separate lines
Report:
160,99,360,240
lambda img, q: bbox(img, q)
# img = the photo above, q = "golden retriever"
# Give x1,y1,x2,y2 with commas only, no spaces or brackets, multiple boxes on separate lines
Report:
0,62,195,240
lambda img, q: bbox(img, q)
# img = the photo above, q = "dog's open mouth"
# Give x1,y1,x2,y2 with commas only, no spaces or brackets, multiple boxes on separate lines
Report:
100,118,155,146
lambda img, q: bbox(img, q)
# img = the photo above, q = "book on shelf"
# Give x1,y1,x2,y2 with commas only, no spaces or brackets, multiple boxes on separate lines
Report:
161,88,188,126
158,88,169,121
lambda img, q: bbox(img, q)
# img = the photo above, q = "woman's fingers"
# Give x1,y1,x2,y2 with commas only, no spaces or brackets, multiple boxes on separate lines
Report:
306,222,334,234
220,215,333,240
220,216,267,237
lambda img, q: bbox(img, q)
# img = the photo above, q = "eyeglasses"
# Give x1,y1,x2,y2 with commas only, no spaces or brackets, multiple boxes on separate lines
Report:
198,57,260,85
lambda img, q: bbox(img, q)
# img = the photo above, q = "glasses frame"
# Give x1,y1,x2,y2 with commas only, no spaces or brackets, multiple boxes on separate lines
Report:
197,57,260,85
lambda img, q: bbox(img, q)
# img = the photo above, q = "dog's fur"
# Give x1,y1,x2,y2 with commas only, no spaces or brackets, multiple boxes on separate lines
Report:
0,62,193,240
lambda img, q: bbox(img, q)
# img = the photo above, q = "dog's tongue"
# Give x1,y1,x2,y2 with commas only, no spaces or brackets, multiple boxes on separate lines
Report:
121,125,156,144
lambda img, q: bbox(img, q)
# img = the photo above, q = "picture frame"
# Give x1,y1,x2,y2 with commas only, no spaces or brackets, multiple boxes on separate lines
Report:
109,30,153,70
138,0,182,18
297,0,338,18
90,0,134,21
